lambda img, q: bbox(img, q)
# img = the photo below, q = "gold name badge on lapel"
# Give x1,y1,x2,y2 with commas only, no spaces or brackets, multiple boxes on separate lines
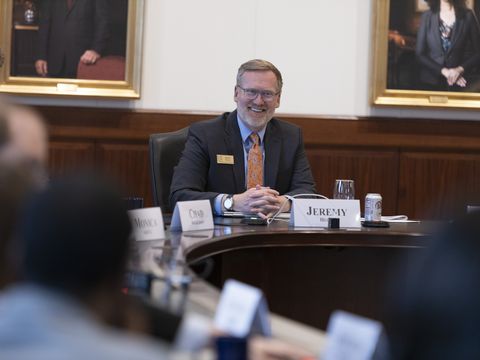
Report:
217,154,234,165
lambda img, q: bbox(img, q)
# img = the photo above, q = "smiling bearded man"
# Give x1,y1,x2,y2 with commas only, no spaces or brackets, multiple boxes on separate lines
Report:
170,59,316,219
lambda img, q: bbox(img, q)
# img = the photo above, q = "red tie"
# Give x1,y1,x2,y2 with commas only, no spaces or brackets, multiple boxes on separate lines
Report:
67,0,73,10
247,133,263,189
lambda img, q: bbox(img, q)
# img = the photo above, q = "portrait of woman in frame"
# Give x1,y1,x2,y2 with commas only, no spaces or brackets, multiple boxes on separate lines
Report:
0,0,144,99
372,0,480,109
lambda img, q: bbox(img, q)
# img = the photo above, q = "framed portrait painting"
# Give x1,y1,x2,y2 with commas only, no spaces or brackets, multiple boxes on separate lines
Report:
372,0,480,109
0,0,144,99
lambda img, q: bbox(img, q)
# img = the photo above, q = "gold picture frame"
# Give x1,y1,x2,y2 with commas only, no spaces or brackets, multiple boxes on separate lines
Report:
0,0,144,99
416,0,474,12
372,0,480,109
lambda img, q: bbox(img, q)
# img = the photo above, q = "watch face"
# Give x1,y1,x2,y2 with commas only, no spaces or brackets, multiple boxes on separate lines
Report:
225,196,233,210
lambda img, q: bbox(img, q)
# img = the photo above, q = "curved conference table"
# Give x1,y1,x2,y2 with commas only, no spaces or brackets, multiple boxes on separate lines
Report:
138,218,438,334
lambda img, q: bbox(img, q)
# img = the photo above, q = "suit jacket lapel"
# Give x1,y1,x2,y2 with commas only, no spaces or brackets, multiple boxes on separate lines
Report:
264,120,281,189
432,14,443,53
224,111,245,193
448,16,465,54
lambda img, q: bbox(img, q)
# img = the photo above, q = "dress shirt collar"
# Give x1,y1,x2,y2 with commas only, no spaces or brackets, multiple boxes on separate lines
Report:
236,114,266,145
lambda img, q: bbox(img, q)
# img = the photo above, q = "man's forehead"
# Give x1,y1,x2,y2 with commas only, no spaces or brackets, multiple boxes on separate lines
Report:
239,70,279,87
241,69,276,78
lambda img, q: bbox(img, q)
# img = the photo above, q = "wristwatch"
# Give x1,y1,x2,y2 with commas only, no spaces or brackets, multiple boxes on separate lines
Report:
223,195,234,211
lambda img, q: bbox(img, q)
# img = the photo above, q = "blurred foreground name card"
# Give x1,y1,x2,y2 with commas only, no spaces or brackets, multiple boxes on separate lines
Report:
214,279,271,337
171,200,214,232
323,310,383,360
290,199,361,228
128,207,165,241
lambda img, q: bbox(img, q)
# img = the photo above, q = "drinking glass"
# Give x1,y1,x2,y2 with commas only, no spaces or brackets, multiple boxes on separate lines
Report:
333,179,355,200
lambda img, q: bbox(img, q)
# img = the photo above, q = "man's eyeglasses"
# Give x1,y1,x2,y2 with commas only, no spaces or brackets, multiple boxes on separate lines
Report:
236,85,280,101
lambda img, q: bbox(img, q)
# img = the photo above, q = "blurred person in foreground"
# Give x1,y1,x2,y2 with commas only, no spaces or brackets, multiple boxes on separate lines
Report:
386,210,480,359
0,101,48,288
0,101,49,165
0,103,48,166
0,103,208,354
0,151,46,288
0,175,169,359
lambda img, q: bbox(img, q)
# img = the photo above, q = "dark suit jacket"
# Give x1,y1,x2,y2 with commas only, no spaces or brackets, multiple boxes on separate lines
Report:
170,111,316,210
416,9,480,87
37,0,110,78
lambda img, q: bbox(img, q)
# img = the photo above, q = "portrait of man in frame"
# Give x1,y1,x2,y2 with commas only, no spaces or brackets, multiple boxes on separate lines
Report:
11,0,128,80
0,0,143,99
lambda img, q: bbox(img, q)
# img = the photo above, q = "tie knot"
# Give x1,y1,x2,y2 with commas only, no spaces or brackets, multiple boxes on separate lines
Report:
249,133,260,146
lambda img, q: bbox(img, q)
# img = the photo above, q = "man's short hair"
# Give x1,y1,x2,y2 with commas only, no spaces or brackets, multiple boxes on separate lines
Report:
20,174,132,295
236,59,283,92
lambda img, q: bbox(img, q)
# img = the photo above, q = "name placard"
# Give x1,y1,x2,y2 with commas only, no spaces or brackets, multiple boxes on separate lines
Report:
323,310,383,360
214,279,271,337
290,199,361,228
171,200,214,232
128,207,166,241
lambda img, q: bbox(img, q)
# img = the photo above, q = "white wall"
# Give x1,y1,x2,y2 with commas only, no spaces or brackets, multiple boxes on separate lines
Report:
15,0,480,120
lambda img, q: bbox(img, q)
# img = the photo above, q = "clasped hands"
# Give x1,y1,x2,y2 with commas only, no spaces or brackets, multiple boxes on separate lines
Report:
232,185,290,219
441,66,466,87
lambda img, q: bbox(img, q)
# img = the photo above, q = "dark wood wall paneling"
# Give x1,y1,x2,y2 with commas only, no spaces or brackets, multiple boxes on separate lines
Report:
36,106,480,220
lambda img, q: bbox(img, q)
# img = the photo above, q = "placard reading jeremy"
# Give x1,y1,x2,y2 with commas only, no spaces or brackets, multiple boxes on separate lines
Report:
128,207,165,241
290,199,361,228
171,200,214,232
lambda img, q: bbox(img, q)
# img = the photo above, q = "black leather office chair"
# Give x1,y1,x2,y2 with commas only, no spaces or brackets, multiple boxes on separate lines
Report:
149,127,189,213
